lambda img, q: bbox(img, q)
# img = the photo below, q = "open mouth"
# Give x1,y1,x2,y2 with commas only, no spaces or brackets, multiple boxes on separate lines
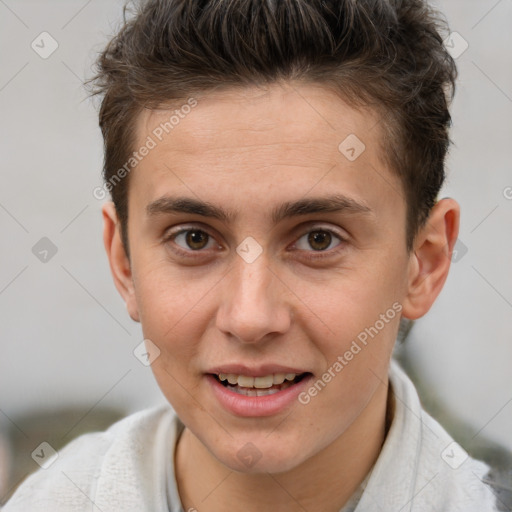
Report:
212,372,310,397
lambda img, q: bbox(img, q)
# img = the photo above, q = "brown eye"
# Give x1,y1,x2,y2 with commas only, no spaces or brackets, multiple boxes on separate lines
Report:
293,227,347,262
294,228,343,254
173,229,214,251
308,231,332,251
186,230,209,250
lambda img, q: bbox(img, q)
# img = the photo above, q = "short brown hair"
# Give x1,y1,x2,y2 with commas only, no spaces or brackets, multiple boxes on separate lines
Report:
88,0,457,254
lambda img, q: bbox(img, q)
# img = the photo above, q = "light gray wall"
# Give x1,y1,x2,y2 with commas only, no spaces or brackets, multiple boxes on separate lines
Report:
408,0,512,452
0,0,511,453
0,0,167,429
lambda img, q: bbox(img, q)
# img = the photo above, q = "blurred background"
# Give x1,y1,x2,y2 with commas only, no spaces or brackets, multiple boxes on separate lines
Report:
0,0,511,504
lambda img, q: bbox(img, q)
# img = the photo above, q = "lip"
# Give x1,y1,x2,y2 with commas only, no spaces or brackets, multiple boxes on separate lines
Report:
207,364,309,378
206,372,313,417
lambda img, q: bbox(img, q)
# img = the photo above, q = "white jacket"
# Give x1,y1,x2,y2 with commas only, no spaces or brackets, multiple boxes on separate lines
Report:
3,361,502,511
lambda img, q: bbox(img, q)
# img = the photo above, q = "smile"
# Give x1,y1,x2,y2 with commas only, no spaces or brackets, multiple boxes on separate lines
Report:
207,371,313,416
214,372,309,396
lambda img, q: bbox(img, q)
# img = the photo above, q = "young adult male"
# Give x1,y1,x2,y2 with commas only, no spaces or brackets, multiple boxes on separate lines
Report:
4,0,506,510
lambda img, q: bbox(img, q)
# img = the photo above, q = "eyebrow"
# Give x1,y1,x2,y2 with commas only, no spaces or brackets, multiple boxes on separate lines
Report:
146,194,373,224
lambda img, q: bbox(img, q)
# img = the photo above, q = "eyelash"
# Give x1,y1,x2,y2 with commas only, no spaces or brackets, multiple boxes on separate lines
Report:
163,225,347,261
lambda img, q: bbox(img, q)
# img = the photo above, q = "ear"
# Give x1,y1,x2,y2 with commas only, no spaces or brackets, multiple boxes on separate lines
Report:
401,198,460,320
102,202,140,322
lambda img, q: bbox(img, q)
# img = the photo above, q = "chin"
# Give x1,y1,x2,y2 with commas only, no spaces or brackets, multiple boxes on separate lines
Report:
213,438,310,475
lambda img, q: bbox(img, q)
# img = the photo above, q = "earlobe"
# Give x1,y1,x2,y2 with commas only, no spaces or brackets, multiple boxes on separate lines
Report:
401,198,460,320
102,202,140,322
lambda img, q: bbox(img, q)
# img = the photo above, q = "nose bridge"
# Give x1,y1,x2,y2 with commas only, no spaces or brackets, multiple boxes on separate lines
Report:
216,252,290,343
235,255,271,304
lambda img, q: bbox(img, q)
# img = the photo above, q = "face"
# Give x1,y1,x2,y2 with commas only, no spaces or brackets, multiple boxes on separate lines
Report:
118,82,414,473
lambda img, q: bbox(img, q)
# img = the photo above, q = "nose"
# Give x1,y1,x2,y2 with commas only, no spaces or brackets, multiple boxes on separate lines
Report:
215,254,291,344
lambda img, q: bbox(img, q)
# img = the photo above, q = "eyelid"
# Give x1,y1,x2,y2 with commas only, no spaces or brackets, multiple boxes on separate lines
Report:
293,223,348,243
163,223,217,240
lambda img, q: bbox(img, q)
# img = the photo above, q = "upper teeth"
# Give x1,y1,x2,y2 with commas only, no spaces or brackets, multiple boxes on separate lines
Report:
218,373,299,389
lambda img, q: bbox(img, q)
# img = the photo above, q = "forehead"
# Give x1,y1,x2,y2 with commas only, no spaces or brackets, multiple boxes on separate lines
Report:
130,82,403,222
137,83,380,161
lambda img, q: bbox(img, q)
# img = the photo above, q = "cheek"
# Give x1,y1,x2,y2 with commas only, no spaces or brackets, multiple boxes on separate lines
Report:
292,259,404,344
130,261,217,400
290,255,405,402
132,256,217,334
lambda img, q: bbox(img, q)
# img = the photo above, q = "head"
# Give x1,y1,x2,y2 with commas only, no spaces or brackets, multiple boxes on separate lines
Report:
91,0,459,473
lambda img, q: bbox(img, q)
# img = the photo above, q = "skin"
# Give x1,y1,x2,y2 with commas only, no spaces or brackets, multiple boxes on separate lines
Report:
103,81,459,512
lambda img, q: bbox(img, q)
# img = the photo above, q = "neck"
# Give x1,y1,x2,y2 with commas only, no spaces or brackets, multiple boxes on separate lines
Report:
175,380,391,512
